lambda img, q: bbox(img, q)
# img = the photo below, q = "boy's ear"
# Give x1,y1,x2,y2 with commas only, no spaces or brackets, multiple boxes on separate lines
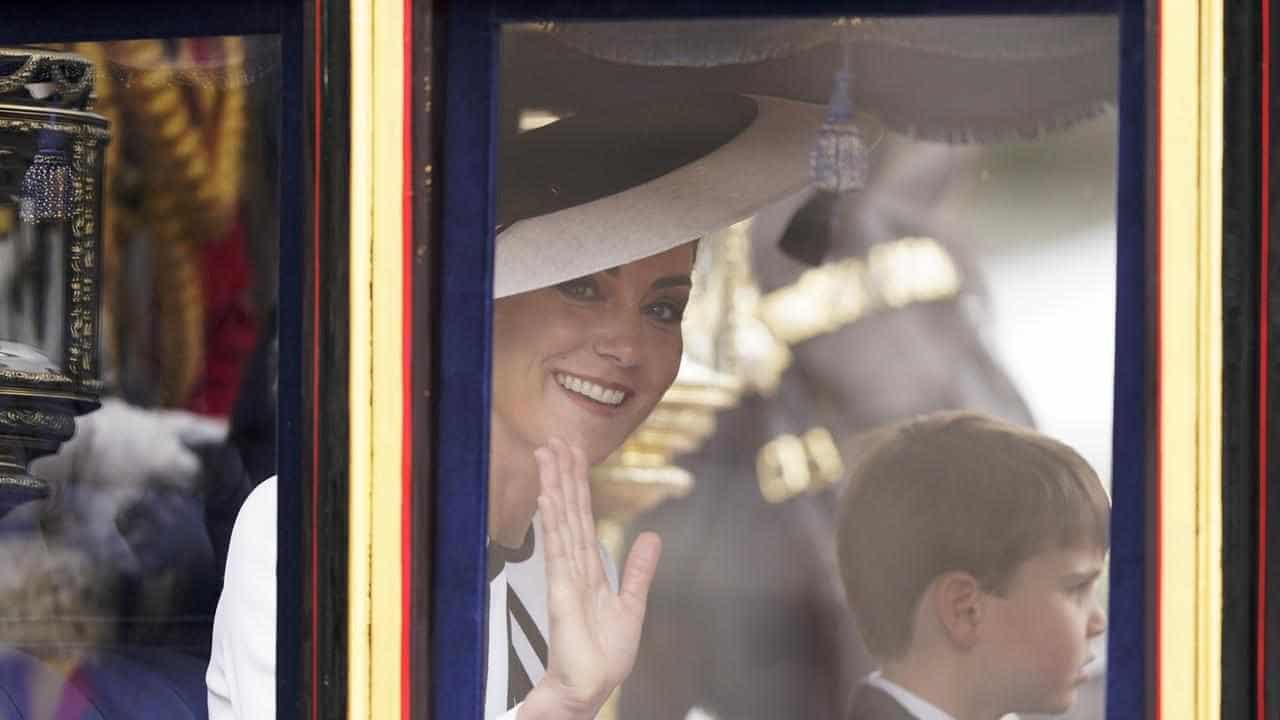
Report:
931,571,982,650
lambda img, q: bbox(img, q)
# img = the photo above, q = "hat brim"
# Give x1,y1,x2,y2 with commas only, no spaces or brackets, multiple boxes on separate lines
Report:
494,94,827,298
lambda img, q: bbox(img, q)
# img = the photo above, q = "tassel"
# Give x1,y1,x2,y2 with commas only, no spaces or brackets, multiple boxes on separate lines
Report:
810,67,868,192
780,35,869,266
19,129,72,224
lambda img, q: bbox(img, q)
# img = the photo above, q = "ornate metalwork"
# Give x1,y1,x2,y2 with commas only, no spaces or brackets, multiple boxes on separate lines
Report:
0,367,73,387
0,409,74,438
757,426,846,504
757,236,961,346
718,221,793,395
0,463,45,494
0,48,95,109
0,47,107,516
0,116,110,143
66,134,103,384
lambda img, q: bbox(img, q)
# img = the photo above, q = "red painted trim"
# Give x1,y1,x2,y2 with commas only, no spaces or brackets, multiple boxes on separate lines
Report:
402,1,415,717
311,2,324,718
1153,4,1163,718
1258,1,1271,717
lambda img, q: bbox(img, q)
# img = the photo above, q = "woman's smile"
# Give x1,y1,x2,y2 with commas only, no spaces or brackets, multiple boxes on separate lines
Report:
553,371,631,408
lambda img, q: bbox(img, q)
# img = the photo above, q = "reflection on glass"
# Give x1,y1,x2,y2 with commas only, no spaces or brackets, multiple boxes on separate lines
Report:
0,36,279,717
493,16,1118,720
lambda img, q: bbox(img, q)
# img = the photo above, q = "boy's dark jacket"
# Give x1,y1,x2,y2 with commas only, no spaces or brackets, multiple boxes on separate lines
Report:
848,683,919,720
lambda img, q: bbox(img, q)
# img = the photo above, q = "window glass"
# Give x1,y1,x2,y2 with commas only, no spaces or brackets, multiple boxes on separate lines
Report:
0,36,279,716
487,16,1117,720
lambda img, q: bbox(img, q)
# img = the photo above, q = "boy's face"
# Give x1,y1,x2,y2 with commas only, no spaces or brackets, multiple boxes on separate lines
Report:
979,545,1107,715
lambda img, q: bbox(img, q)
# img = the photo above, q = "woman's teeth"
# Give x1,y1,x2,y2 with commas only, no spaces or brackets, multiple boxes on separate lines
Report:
555,373,626,406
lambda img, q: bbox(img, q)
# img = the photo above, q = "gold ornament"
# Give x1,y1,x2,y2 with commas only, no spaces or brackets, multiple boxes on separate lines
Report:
756,236,961,347
757,426,846,503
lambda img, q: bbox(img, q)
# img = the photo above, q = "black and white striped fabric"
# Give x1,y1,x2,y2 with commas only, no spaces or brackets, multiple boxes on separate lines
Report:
484,513,618,719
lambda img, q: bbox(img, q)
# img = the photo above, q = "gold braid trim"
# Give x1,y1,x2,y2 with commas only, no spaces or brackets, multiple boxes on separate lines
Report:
150,211,206,406
111,38,243,235
105,38,247,404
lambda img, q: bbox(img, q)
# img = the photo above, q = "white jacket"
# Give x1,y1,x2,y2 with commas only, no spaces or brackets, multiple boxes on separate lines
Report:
206,476,614,719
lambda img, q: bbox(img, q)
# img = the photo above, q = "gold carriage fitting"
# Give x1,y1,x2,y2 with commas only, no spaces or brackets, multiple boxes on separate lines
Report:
0,47,109,516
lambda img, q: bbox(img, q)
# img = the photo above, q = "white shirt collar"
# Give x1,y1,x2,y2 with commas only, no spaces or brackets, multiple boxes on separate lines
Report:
865,672,957,720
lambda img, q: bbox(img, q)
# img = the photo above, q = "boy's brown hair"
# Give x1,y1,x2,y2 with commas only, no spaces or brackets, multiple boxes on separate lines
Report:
835,410,1110,661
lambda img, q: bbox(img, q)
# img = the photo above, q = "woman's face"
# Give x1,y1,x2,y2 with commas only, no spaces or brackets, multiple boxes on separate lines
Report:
491,243,695,467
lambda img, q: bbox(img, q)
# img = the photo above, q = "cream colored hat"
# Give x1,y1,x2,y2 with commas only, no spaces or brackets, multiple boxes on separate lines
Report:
493,93,826,298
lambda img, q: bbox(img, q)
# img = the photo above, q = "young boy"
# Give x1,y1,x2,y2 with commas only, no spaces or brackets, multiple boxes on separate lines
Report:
836,411,1109,720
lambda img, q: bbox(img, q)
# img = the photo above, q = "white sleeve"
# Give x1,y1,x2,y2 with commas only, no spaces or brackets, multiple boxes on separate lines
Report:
207,477,278,720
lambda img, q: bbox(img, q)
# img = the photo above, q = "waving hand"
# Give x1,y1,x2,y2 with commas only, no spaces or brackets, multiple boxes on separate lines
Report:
519,438,662,720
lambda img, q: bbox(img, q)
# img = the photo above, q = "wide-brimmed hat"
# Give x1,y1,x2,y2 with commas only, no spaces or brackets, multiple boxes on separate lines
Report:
494,93,827,298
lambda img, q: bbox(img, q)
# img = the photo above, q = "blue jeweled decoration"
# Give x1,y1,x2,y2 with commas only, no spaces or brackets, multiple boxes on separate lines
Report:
19,129,72,224
809,63,868,192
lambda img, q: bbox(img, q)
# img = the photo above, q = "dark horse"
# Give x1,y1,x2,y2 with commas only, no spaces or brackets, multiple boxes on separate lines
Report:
619,134,1039,720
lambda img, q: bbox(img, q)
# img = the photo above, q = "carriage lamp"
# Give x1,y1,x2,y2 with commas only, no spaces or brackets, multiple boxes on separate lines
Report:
0,47,109,517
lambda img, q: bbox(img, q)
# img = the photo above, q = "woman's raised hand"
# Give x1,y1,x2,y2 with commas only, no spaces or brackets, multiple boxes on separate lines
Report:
520,437,662,720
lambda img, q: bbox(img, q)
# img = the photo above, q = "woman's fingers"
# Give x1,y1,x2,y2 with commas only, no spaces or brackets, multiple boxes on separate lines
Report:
538,438,611,593
557,439,599,589
534,448,570,583
569,444,605,588
535,495,563,580
549,438,583,578
619,531,662,613
535,445,560,498
539,489,588,633
541,439,587,581
533,440,659,718
550,438,588,576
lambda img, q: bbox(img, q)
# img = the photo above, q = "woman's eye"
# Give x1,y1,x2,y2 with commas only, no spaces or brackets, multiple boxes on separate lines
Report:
556,278,599,300
646,300,686,324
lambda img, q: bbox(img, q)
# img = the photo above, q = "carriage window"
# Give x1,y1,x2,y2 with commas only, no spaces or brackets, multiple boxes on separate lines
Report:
0,36,279,715
485,16,1118,720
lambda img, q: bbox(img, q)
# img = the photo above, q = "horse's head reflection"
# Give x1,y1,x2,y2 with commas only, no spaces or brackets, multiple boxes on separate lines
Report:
621,134,1035,720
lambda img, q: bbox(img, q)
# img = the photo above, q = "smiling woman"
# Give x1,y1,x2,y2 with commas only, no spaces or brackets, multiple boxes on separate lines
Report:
205,91,824,720
488,245,695,548
478,93,825,720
